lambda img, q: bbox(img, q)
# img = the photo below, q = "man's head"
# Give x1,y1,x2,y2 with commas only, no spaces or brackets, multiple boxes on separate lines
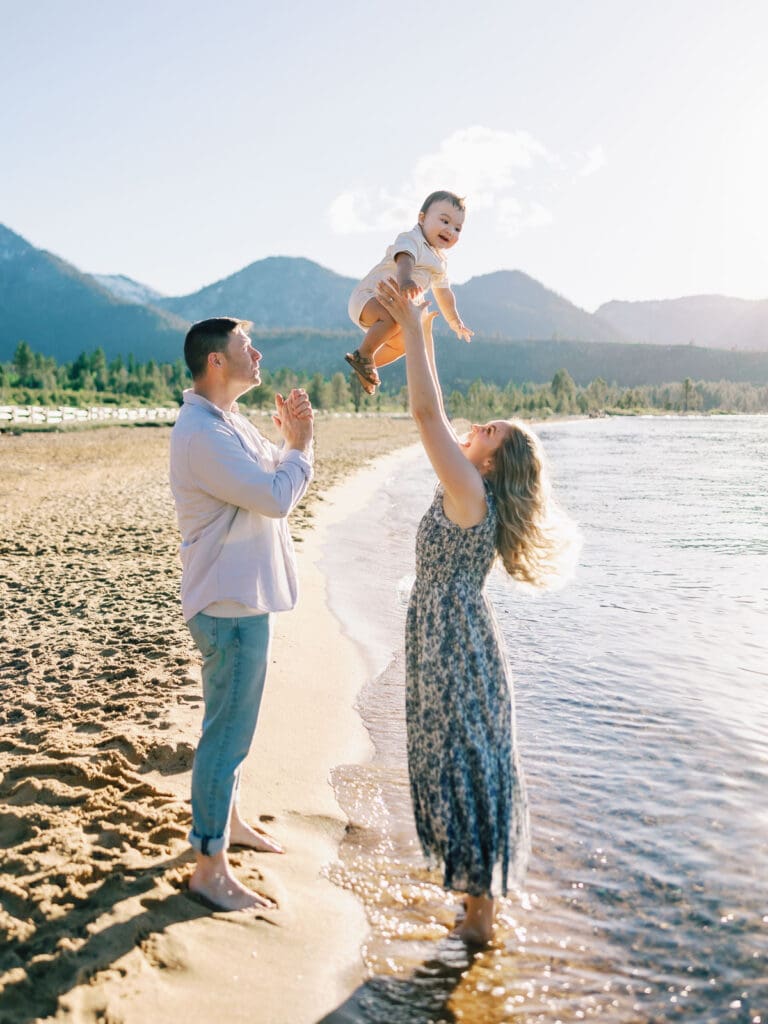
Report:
184,317,256,379
418,191,466,251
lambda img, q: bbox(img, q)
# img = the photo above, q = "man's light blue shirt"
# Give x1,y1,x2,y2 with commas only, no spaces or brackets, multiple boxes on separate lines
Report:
169,390,313,622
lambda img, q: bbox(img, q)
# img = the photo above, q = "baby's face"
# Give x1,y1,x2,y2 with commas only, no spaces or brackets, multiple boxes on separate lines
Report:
419,199,465,251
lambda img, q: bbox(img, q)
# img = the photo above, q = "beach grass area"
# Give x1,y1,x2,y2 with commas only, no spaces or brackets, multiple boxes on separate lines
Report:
0,414,419,1023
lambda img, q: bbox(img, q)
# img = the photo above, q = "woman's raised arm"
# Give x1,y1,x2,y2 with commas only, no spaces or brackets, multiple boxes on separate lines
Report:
377,278,486,527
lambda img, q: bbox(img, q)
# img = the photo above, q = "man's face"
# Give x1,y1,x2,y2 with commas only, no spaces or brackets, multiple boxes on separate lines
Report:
222,326,262,390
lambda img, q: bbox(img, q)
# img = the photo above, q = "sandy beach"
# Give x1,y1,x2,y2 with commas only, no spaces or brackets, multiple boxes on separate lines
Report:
0,414,419,1024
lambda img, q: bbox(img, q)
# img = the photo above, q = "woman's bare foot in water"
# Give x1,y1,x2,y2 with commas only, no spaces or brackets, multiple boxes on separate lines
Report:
454,894,494,946
189,850,274,911
229,809,284,853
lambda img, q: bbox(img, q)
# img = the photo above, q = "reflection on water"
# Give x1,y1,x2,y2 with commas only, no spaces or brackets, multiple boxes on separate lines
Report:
322,416,768,1023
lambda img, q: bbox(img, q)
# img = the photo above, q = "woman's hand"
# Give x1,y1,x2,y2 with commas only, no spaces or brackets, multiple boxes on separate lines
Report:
377,277,426,329
381,282,487,525
421,306,440,336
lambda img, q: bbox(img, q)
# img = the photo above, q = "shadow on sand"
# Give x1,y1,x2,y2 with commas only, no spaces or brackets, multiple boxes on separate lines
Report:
1,853,211,1024
317,935,478,1024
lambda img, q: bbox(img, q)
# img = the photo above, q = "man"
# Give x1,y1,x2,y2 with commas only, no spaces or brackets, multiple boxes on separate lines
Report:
169,316,313,911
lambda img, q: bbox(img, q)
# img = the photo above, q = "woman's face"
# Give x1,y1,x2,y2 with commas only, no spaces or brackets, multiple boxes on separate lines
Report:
460,420,511,471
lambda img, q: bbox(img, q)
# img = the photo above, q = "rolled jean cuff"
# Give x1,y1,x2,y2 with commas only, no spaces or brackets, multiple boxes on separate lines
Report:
188,828,228,857
187,612,271,851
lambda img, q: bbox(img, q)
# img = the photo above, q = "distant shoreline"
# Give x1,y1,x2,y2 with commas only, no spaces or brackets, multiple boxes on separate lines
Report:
1,405,764,438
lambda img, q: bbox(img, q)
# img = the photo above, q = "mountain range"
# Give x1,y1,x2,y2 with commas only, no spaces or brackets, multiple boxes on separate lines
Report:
153,258,628,345
91,273,164,307
1,223,766,383
0,225,187,365
596,296,768,349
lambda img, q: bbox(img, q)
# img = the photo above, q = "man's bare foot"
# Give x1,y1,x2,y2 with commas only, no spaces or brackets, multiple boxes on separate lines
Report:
189,865,274,912
229,818,284,854
189,849,275,911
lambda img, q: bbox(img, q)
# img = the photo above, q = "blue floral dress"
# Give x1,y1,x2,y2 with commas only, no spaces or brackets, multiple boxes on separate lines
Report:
405,481,530,897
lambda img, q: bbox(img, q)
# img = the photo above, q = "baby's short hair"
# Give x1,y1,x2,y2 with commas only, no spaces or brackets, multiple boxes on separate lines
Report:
420,190,466,215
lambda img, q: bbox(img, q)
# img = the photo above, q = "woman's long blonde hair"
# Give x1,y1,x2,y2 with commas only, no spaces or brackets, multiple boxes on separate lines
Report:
486,420,579,588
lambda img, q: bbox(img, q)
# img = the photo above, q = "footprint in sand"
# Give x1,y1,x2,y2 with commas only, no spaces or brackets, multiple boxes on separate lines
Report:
0,810,35,847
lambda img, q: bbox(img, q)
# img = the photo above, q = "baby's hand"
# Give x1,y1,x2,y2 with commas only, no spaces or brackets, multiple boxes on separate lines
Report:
399,278,423,301
451,319,474,343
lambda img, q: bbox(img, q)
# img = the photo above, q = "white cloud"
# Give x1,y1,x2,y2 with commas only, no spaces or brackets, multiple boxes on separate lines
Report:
328,126,596,240
328,126,551,234
498,198,554,235
581,145,606,176
409,126,549,203
327,192,367,234
328,189,411,235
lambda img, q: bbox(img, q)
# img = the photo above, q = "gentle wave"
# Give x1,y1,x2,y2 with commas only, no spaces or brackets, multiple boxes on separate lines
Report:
323,415,768,1023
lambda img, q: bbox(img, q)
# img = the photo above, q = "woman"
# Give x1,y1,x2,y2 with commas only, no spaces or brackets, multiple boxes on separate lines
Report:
377,277,576,945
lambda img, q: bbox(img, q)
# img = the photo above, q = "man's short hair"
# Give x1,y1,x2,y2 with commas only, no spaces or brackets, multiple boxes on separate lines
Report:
184,317,251,379
419,190,466,215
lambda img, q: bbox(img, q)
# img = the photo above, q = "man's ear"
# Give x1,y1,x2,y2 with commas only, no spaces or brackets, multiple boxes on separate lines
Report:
209,352,222,369
418,211,425,224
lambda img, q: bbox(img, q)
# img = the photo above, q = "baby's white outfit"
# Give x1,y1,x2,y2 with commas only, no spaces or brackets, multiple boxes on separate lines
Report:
348,225,450,326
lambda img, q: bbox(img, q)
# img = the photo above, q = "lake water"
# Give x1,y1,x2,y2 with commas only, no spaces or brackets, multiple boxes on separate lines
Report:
321,415,768,1024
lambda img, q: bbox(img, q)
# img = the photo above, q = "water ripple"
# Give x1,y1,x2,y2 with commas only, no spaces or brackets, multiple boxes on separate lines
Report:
323,415,768,1023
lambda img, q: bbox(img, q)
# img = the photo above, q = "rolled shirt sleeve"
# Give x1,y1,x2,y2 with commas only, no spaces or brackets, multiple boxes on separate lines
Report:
187,420,312,518
169,391,314,620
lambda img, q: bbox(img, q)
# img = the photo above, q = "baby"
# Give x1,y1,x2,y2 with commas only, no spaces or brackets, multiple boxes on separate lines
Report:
345,190,473,394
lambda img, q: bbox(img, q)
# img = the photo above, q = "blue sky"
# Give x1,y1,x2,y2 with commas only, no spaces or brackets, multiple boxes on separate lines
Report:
3,0,766,310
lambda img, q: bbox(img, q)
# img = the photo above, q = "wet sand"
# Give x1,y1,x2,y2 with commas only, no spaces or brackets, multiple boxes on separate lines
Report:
0,414,419,1024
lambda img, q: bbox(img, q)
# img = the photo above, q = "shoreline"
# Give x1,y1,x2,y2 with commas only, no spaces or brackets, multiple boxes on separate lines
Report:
0,414,596,1021
0,420,420,1023
88,445,426,1023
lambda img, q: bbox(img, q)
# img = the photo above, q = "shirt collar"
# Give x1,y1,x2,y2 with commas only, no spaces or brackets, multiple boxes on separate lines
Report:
416,223,443,260
182,388,240,419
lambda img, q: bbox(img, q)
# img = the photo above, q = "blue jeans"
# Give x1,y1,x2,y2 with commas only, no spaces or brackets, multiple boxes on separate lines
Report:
186,611,272,856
